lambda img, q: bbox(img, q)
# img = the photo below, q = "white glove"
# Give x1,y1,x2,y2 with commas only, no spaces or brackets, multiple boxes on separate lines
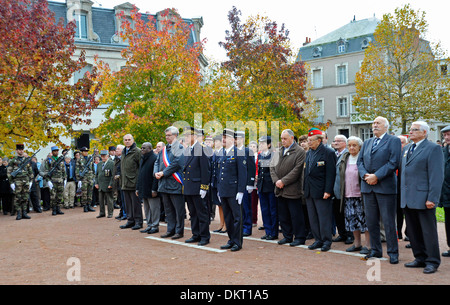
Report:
236,192,243,205
10,184,15,191
78,181,82,188
246,185,255,193
28,184,32,191
200,190,207,199
217,192,221,203
64,180,67,187
48,181,53,190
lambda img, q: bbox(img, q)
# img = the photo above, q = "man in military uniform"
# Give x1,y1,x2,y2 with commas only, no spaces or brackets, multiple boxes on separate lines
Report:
95,150,115,218
75,147,95,212
39,146,67,215
183,127,211,246
217,129,247,251
7,144,34,220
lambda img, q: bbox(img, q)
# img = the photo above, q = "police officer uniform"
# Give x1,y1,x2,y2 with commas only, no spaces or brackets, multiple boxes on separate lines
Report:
183,127,211,246
217,129,247,251
235,131,256,236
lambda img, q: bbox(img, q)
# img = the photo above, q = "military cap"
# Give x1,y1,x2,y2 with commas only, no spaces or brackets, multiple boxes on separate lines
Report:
213,135,222,142
235,131,245,138
100,150,108,155
16,144,24,150
223,128,235,138
80,147,89,152
51,146,59,151
258,136,271,144
308,128,322,137
108,146,116,151
196,128,205,136
441,125,450,133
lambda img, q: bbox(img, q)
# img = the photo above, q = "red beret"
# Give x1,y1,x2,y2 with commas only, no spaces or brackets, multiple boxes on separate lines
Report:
308,128,323,137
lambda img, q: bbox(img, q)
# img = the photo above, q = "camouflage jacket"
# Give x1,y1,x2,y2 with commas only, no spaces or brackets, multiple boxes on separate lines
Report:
39,156,66,183
7,156,33,184
76,156,95,181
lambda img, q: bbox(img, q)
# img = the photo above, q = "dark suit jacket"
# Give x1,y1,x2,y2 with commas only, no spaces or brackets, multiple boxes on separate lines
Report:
154,140,185,194
257,151,275,193
440,146,450,208
210,148,222,189
217,146,247,198
357,134,401,194
183,141,210,196
303,143,336,199
137,151,158,199
238,146,256,187
400,140,444,209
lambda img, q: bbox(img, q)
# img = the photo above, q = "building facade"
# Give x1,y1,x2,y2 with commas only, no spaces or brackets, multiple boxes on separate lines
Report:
298,17,449,142
36,0,206,161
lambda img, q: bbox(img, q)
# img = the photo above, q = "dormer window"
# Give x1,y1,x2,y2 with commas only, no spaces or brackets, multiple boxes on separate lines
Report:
312,46,322,57
361,37,372,49
337,39,347,53
74,13,87,39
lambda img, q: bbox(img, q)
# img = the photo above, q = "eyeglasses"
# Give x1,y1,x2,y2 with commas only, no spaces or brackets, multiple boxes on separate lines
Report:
409,128,421,132
165,134,174,137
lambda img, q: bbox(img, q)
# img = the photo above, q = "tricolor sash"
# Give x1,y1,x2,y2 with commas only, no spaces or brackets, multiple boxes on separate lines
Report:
162,146,183,184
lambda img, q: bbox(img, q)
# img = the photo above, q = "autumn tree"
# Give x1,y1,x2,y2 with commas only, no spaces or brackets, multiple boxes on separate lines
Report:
0,0,101,154
216,7,311,138
94,7,208,145
353,4,450,133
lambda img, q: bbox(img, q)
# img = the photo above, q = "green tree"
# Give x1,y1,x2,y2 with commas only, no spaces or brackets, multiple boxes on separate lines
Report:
354,4,450,133
93,7,207,146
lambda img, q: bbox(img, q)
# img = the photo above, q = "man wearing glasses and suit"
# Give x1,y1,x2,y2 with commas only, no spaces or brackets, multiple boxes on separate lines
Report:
357,116,402,264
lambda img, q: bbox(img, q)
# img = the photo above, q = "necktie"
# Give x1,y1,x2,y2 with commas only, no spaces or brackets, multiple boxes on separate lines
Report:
407,143,416,161
371,137,380,154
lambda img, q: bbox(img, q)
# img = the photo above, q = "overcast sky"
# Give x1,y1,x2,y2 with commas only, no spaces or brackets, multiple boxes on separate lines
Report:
56,0,450,62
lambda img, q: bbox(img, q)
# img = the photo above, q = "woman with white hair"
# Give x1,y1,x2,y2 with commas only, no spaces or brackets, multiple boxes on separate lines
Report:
337,136,370,254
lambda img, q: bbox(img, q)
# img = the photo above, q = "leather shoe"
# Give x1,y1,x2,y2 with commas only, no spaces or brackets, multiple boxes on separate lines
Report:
321,244,331,252
198,240,209,246
290,240,305,247
220,243,233,249
364,251,382,260
185,237,200,243
147,228,159,234
131,224,143,230
230,245,241,251
308,241,323,250
423,265,438,274
120,222,135,229
277,238,292,245
404,260,426,268
266,235,278,240
161,232,175,238
389,254,399,264
442,250,450,257
171,233,183,240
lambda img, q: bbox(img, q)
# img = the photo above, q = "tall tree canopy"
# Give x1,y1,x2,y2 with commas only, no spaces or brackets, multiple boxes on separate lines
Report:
94,7,207,145
216,7,311,138
0,0,100,154
354,4,450,133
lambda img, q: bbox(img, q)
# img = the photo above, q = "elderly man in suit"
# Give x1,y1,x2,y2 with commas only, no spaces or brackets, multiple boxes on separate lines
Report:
401,121,444,273
357,116,402,264
94,150,115,218
270,129,307,247
154,126,186,239
304,128,337,251
182,127,211,246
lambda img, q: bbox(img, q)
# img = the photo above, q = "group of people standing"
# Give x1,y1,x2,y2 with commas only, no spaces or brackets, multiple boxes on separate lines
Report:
1,116,449,274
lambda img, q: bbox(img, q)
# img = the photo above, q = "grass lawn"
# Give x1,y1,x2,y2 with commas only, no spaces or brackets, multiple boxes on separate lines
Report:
437,207,445,223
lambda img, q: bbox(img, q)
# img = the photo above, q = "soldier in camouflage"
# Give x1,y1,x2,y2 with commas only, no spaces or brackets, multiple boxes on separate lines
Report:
75,147,95,212
7,144,34,220
39,146,66,216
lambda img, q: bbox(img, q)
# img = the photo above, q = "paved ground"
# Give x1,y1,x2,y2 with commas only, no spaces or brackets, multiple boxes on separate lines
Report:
1,205,449,286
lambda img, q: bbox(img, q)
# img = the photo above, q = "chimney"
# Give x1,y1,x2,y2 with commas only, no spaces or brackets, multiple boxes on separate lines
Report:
303,37,311,46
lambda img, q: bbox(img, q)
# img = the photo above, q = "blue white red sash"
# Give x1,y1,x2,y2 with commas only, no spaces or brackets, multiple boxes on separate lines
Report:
162,146,183,184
